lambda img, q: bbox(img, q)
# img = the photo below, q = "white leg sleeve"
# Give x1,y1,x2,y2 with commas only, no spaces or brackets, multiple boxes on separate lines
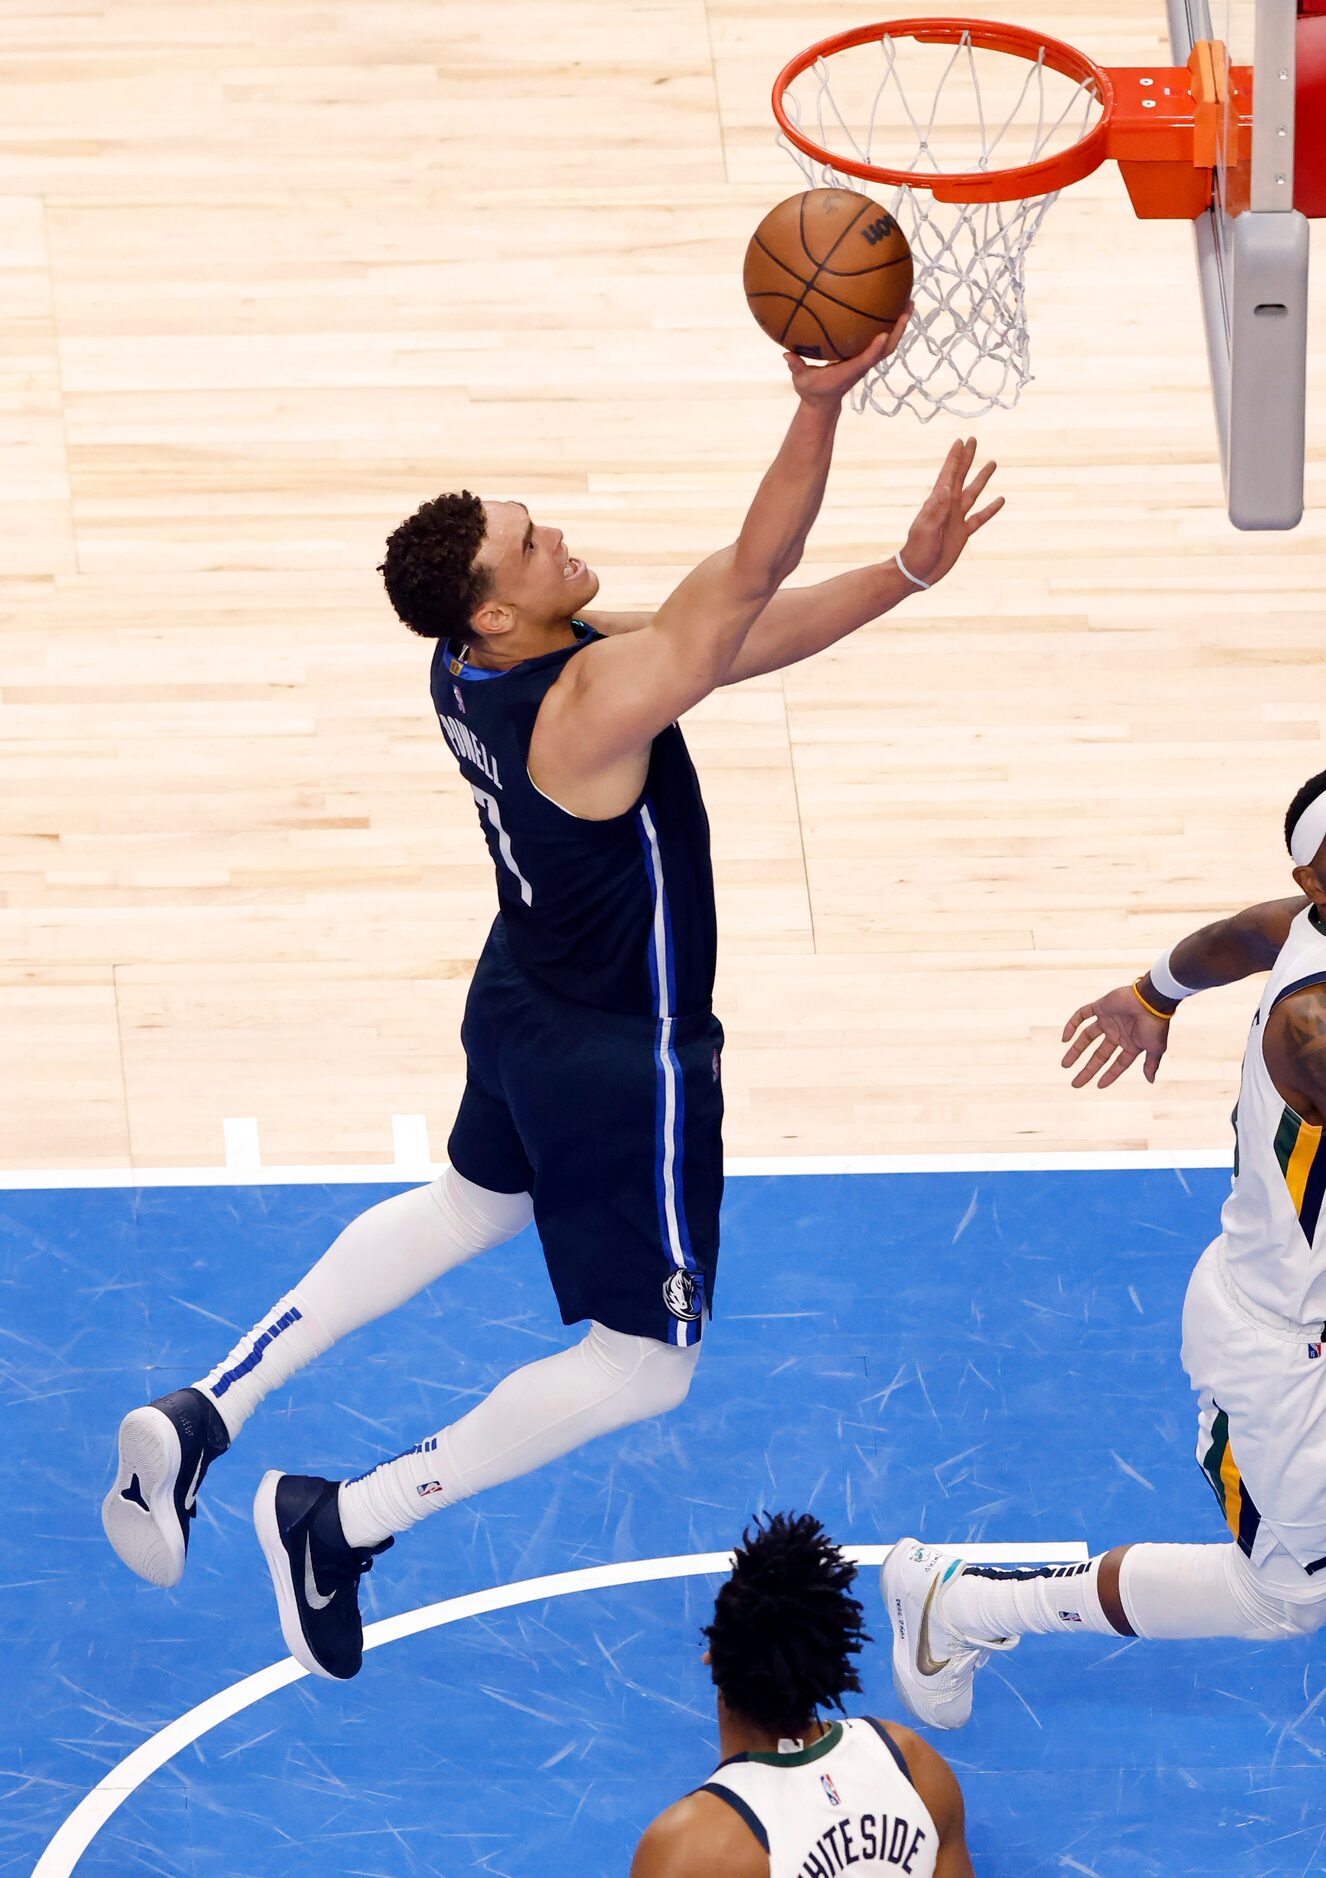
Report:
196,1167,532,1438
942,1556,1118,1640
1119,1542,1326,1640
337,1323,698,1546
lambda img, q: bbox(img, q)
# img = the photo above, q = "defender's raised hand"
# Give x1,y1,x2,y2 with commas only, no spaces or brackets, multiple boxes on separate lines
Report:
898,437,1003,586
783,305,911,406
1061,984,1172,1090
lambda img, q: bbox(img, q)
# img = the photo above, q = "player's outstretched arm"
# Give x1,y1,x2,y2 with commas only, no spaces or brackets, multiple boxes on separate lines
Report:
530,320,906,802
882,1723,975,1877
1061,895,1309,1091
722,436,1002,684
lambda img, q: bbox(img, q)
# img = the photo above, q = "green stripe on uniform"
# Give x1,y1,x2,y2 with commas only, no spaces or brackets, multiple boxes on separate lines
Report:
1274,1106,1301,1180
1200,1408,1230,1511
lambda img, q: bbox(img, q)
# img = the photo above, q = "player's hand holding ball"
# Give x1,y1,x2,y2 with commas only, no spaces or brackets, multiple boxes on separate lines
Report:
783,319,909,405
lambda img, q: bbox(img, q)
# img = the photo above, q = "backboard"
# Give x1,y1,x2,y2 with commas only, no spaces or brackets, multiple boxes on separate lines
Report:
1167,0,1308,528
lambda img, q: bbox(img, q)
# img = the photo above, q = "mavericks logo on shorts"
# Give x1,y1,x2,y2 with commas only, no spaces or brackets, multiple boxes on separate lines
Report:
662,1270,702,1323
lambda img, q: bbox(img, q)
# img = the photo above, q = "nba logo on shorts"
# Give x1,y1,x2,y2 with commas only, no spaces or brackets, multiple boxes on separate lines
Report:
820,1772,842,1806
662,1270,701,1322
1309,1343,1321,1359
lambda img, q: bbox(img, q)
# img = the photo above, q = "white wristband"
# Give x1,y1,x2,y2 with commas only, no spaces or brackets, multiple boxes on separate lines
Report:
894,549,930,590
1149,948,1198,1002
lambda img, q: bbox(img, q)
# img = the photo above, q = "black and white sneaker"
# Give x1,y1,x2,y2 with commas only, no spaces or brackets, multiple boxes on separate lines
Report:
254,1471,393,1681
101,1387,231,1588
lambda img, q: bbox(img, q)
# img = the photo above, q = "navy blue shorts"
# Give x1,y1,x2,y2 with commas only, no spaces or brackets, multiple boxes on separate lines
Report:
448,922,723,1348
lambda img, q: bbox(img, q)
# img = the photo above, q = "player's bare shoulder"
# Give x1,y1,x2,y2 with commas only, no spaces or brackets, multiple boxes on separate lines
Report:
630,1789,767,1878
1265,982,1326,1125
872,1722,975,1878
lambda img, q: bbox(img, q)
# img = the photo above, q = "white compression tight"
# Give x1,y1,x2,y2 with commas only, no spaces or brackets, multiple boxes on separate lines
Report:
197,1167,535,1435
193,1166,699,1545
336,1321,698,1546
1119,1542,1326,1640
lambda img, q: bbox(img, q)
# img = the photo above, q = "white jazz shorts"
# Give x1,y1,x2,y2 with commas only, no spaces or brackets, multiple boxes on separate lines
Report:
1181,1237,1326,1604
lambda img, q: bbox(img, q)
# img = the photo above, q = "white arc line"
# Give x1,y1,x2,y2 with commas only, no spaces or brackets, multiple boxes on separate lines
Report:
32,1540,1086,1876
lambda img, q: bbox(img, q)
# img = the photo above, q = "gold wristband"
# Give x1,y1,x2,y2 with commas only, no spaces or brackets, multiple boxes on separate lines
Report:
1132,979,1173,1022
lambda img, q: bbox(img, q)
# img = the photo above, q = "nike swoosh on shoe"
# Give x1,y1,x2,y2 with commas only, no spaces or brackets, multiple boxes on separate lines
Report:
915,1576,952,1677
183,1454,205,1513
304,1537,335,1610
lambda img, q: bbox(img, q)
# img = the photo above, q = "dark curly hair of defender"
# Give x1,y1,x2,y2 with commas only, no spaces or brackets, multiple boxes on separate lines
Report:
1285,768,1326,854
702,1511,870,1738
378,491,492,642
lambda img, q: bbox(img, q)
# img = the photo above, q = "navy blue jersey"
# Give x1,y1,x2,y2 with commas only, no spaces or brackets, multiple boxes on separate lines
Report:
429,623,717,1018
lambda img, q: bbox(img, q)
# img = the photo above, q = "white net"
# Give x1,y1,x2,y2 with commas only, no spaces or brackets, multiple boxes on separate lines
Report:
779,30,1104,418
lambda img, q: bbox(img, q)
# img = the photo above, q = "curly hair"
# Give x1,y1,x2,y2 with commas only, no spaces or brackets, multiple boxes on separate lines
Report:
378,490,493,642
1285,768,1326,855
703,1512,870,1738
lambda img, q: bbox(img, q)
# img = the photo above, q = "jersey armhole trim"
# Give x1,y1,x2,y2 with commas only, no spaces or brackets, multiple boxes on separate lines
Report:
862,1716,915,1787
1261,973,1326,1117
694,1783,770,1853
1269,971,1326,1017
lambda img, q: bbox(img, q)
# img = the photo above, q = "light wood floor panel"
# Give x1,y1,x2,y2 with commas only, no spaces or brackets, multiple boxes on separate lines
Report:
1,0,1323,1166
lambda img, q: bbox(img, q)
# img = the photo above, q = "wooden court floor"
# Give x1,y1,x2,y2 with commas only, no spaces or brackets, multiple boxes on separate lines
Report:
2,0,1324,1170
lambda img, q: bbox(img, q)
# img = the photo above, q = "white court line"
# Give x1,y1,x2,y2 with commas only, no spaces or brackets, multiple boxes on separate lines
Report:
220,1118,262,1174
0,1148,1231,1190
391,1112,432,1166
31,1540,1087,1878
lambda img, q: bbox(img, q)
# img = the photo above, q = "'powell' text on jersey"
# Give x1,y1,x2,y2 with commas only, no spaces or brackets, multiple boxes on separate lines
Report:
437,712,502,789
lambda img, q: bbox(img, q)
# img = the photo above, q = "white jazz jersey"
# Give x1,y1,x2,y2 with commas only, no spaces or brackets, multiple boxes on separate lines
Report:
1220,903,1326,1326
700,1718,938,1878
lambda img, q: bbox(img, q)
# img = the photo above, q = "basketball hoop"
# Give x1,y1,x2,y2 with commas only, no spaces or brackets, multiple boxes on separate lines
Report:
772,18,1250,418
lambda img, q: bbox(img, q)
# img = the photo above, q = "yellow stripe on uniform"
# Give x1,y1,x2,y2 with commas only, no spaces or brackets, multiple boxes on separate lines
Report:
1284,1119,1323,1216
1218,1439,1243,1539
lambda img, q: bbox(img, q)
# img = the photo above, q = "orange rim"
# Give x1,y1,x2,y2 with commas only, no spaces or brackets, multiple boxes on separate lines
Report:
772,16,1115,203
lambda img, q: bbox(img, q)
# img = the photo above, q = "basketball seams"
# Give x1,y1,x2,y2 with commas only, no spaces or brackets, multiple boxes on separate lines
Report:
781,195,873,342
816,252,911,277
785,297,843,362
747,233,900,325
816,210,910,277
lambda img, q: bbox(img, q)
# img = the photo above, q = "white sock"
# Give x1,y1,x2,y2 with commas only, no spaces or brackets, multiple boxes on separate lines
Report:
941,1556,1116,1640
195,1167,532,1439
337,1322,698,1546
943,1542,1326,1644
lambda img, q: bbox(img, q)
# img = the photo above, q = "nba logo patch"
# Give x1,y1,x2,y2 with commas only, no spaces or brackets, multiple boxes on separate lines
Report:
820,1772,842,1807
453,684,466,714
1309,1343,1321,1360
711,1047,720,1084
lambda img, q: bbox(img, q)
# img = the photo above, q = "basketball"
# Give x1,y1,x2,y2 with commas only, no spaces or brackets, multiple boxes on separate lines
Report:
743,188,913,361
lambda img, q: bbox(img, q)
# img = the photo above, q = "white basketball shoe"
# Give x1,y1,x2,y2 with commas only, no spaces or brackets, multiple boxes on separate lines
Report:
880,1537,1017,1730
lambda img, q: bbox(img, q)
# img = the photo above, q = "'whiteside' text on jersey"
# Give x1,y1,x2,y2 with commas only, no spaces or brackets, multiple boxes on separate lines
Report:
797,1809,928,1876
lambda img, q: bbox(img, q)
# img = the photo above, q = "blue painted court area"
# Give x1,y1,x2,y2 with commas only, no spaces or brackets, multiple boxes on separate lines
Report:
4,1167,1325,1876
